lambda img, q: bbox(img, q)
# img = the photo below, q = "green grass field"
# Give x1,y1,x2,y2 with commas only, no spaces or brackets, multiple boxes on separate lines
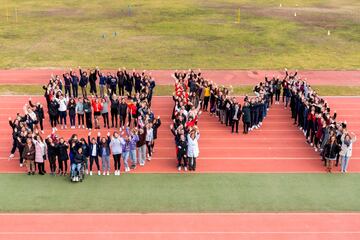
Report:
1,173,360,212
0,0,359,69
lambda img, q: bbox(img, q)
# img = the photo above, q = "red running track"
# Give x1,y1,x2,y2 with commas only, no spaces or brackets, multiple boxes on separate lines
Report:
0,213,359,240
1,96,360,173
0,69,360,86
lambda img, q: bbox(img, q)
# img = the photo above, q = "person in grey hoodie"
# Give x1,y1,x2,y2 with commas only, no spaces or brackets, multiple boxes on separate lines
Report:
101,95,110,129
110,131,125,175
76,97,85,128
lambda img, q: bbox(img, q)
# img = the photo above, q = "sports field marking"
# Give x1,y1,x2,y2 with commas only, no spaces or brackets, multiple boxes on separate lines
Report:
1,231,359,234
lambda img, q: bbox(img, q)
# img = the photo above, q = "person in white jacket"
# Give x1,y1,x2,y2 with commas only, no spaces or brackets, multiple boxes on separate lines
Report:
55,94,69,129
340,131,356,173
187,126,200,171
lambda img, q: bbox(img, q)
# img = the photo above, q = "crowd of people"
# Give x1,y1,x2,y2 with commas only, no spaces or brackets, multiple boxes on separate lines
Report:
285,73,356,173
7,67,356,175
170,68,356,173
8,67,161,180
169,69,274,172
251,68,356,173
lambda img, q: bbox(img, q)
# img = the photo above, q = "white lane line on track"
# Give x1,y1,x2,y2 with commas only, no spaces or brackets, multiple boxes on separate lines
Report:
0,231,359,235
0,212,359,216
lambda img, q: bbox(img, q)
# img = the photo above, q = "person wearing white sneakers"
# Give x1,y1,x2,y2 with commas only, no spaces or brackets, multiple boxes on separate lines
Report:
136,127,147,166
88,132,101,176
68,98,77,129
110,131,125,175
55,94,69,130
76,97,85,129
122,136,131,172
145,123,154,161
187,126,200,171
126,127,139,170
98,132,111,176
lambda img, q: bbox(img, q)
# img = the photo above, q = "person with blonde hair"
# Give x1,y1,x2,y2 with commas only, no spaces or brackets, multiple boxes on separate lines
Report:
340,131,357,173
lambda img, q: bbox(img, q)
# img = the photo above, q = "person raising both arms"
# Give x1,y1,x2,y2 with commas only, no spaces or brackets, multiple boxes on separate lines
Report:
339,130,356,173
187,126,200,171
79,67,89,98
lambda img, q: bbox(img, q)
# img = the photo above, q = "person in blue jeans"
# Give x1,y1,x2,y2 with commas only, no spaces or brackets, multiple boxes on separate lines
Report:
122,136,131,172
126,127,139,169
70,68,79,98
71,147,86,181
339,131,356,173
98,132,111,175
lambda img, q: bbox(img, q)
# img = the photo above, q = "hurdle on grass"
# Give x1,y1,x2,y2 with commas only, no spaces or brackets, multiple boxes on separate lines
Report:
235,8,240,24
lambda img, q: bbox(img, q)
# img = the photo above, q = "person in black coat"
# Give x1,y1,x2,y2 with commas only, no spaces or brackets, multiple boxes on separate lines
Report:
79,67,89,98
79,137,89,172
177,134,188,171
88,132,101,175
46,137,58,176
71,147,87,180
57,138,69,175
109,74,118,95
151,116,161,151
125,72,134,96
117,69,126,96
67,98,77,128
89,68,98,95
48,99,59,131
63,72,72,97
224,97,232,127
242,102,251,134
110,95,119,128
69,69,79,98
323,135,341,173
231,100,242,134
118,97,128,128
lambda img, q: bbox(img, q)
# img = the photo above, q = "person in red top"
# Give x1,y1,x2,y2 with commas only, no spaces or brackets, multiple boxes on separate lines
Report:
127,101,137,127
306,107,316,146
91,97,103,129
185,115,198,129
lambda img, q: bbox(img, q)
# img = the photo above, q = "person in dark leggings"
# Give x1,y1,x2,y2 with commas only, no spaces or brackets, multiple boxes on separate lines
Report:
231,101,242,134
48,99,59,131
274,79,281,104
8,117,19,161
110,132,125,175
118,97,128,128
89,68,98,95
83,98,93,130
68,98,76,129
88,133,101,175
46,137,57,176
110,95,119,128
101,97,110,129
306,108,316,146
177,134,188,171
57,138,69,176
242,102,251,134
70,69,79,98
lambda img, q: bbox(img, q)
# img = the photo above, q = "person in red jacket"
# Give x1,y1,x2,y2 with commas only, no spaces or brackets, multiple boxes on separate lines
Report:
91,96,103,129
